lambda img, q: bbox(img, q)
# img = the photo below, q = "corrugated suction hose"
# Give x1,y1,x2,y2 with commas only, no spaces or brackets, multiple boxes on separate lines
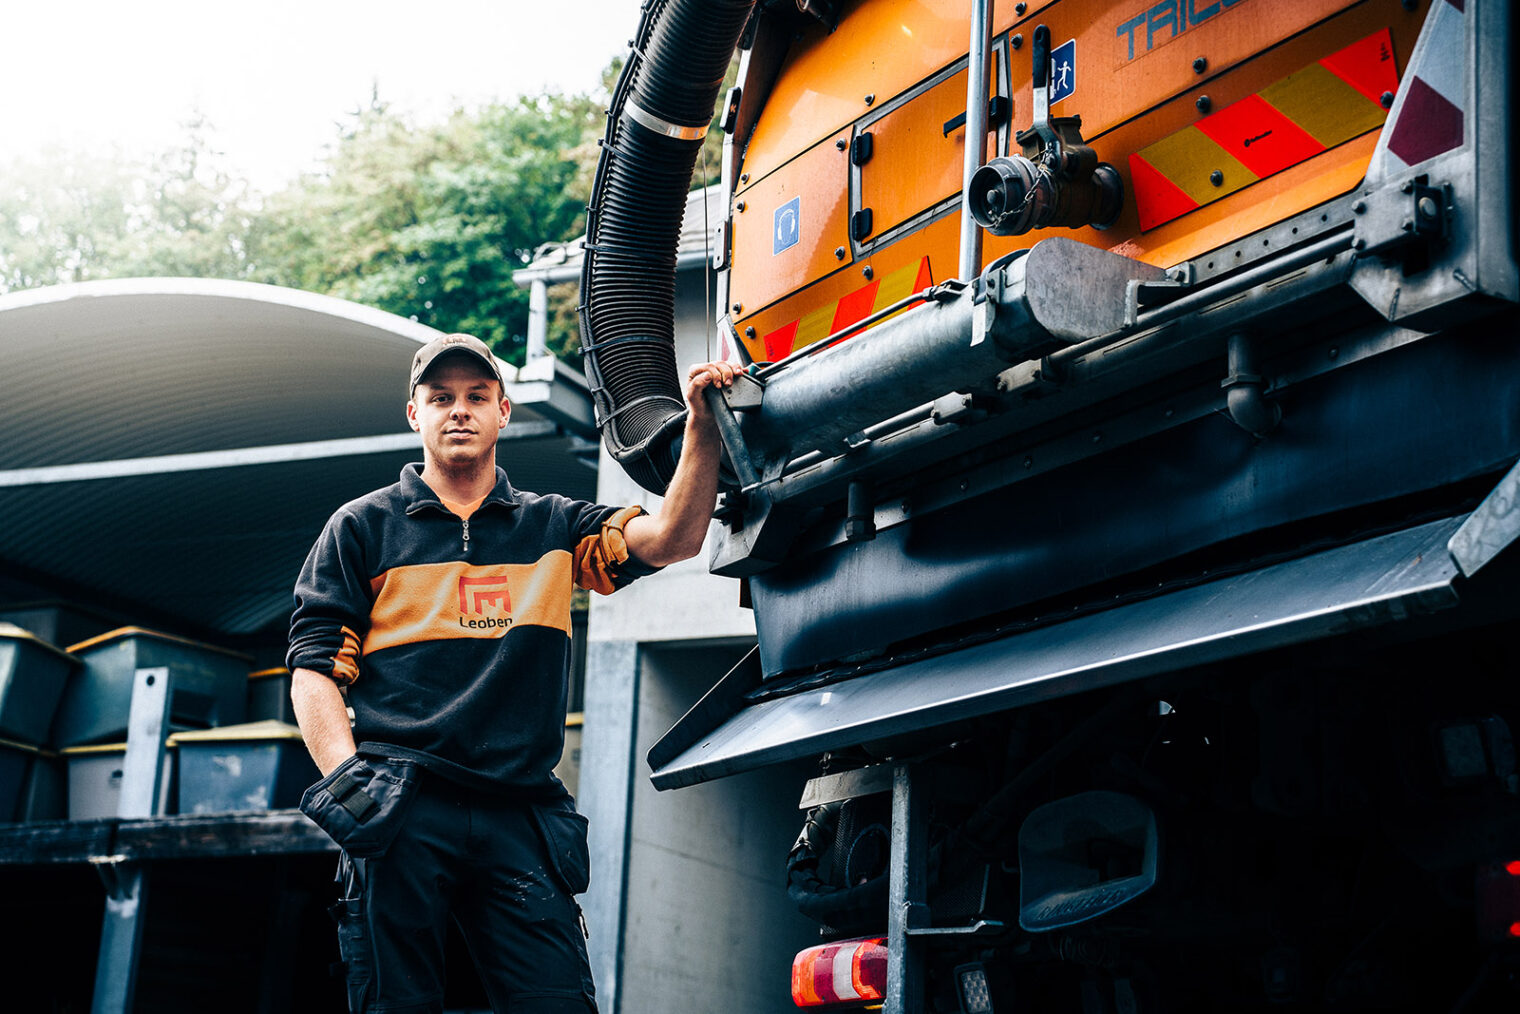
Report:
580,0,755,494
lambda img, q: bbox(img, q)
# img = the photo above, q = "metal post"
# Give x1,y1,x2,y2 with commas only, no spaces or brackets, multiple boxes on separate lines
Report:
118,666,172,818
91,666,172,1014
885,763,927,1014
527,278,550,361
958,0,995,280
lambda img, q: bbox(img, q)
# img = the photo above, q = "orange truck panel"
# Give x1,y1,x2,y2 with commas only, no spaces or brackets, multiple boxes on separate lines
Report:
729,127,855,320
731,0,1430,364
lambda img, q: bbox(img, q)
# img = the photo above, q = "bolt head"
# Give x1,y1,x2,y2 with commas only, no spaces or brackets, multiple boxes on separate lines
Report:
1418,196,1440,219
1380,90,1395,109
864,94,875,105
744,326,756,339
834,247,846,260
862,265,873,280
835,138,847,150
740,173,749,183
1352,199,1367,213
1210,169,1224,187
732,302,743,313
736,201,746,212
1193,57,1207,74
1195,95,1212,113
1012,33,1023,49
1015,1,1026,13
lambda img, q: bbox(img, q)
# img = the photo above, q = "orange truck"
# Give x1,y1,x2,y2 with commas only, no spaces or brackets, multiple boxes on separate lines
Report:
582,0,1519,1009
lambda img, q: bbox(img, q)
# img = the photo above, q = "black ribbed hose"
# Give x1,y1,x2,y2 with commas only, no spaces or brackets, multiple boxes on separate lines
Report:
580,0,755,494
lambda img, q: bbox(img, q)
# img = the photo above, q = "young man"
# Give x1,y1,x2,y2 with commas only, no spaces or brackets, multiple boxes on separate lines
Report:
287,333,734,1014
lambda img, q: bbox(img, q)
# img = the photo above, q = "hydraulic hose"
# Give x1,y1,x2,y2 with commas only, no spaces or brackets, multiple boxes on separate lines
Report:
580,0,755,494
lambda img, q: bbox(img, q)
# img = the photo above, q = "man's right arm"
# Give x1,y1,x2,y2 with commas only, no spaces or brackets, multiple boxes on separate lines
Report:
287,509,371,777
291,667,357,776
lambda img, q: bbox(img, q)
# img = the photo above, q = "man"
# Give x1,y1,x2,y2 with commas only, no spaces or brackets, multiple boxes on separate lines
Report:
287,332,734,1014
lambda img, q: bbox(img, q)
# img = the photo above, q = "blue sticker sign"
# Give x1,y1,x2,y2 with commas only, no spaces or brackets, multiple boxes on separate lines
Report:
1050,38,1076,104
773,196,800,255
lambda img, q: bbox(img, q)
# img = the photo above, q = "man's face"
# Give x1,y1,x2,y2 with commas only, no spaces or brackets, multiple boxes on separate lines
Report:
406,357,510,469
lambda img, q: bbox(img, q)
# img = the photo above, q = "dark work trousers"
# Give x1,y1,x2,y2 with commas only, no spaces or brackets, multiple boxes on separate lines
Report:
331,773,596,1014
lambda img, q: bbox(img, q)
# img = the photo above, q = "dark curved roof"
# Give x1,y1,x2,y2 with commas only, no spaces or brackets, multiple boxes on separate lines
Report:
0,278,596,645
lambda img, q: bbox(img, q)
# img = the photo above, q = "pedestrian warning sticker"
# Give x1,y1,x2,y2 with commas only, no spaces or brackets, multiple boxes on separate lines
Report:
1128,27,1399,231
773,196,800,255
1050,38,1076,104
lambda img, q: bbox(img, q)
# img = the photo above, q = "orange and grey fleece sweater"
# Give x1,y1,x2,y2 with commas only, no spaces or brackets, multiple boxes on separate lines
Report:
287,463,655,798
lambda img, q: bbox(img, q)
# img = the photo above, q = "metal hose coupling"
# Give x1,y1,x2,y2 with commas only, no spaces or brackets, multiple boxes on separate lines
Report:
969,152,1123,235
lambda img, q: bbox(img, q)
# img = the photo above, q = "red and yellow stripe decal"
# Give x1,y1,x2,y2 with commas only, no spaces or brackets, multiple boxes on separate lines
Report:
1130,28,1399,232
760,256,934,362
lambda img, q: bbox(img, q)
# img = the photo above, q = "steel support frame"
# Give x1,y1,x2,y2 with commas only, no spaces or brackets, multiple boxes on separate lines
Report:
886,763,928,1014
91,666,172,1014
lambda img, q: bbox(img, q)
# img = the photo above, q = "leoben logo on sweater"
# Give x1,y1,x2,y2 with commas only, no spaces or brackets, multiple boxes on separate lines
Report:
457,576,514,629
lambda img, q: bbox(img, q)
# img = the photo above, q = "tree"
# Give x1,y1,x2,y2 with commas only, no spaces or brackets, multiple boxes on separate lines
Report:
249,90,604,364
0,147,133,292
0,114,258,293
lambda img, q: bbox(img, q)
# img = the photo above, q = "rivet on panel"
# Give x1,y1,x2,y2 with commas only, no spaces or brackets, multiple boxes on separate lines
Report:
1210,170,1224,187
1380,91,1394,109
736,201,746,212
732,302,743,313
1192,57,1207,74
1011,33,1023,49
864,94,875,106
836,138,848,150
834,247,846,260
744,326,756,339
1195,95,1211,113
862,265,873,280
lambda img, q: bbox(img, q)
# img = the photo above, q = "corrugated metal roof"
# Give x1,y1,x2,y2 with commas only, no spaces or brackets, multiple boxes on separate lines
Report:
0,278,597,640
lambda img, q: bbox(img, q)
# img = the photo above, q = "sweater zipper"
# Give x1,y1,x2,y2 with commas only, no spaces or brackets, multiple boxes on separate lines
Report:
461,517,470,555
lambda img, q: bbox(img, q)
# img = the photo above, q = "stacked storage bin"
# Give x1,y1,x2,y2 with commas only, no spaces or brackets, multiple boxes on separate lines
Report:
0,623,78,822
56,627,252,819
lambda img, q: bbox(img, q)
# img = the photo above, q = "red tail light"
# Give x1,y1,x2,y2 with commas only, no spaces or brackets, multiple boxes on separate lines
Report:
1477,860,1520,944
791,936,888,1008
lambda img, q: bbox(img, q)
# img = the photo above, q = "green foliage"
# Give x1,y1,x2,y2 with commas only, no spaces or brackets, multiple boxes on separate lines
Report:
0,51,734,367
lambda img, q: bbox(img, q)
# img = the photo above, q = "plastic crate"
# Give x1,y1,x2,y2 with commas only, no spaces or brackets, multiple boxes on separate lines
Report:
169,721,317,814
0,738,64,823
246,667,295,724
62,742,175,820
0,602,119,650
0,623,80,746
0,737,35,822
55,627,250,748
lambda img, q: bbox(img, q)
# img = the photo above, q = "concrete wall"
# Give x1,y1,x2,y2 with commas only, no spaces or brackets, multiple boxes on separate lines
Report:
579,267,818,1012
618,644,816,1014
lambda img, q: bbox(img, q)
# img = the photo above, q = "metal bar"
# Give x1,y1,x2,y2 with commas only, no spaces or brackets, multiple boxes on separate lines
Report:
92,666,173,1014
958,0,995,280
885,764,927,1014
704,386,762,490
119,667,172,819
1449,458,1520,577
0,423,562,487
91,863,149,1014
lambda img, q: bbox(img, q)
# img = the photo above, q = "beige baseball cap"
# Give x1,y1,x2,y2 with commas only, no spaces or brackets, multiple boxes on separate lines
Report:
408,333,505,395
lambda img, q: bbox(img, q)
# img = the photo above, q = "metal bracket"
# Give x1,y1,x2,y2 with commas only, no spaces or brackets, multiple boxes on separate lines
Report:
1449,458,1520,578
905,919,1008,938
704,385,762,492
1350,177,1450,257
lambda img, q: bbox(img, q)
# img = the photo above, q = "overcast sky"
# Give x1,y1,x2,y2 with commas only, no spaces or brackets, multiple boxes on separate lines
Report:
4,0,641,189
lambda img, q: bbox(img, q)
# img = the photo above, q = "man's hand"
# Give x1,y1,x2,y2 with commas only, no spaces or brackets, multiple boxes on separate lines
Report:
623,361,740,569
685,360,739,423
